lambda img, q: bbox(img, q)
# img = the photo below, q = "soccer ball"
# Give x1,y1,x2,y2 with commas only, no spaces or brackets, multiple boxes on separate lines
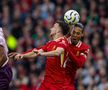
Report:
64,10,80,25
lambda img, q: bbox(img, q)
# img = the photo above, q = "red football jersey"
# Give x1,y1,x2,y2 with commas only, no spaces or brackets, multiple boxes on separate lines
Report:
41,37,70,84
66,38,89,85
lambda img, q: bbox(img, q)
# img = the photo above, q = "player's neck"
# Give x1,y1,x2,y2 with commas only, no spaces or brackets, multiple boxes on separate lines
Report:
71,40,80,45
54,34,64,41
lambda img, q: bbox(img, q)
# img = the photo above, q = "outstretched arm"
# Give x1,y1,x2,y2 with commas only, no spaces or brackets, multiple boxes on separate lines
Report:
37,47,64,57
8,48,43,60
15,49,44,60
8,44,47,60
21,49,43,59
68,47,89,68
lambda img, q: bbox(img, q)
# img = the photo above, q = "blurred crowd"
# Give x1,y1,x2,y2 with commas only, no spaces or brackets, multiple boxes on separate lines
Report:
0,0,108,90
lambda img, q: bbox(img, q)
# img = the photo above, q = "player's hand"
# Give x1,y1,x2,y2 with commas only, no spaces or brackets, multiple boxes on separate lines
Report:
8,52,18,58
33,49,38,54
33,49,44,56
38,52,43,56
33,49,40,56
14,54,23,60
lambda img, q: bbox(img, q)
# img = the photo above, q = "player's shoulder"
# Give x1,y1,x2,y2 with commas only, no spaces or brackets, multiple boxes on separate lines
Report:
0,27,4,39
45,40,57,46
0,27,3,35
57,37,69,46
81,42,90,50
0,27,2,30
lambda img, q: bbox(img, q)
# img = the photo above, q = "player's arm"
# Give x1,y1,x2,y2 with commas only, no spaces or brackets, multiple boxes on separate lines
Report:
68,47,89,68
8,48,43,60
22,42,50,58
38,47,64,57
9,42,50,60
34,41,65,57
9,42,49,60
15,49,44,60
21,49,43,58
8,49,34,58
0,45,7,67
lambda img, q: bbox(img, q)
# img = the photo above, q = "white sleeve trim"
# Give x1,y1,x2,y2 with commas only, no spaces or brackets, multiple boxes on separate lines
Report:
85,49,89,54
80,53,87,58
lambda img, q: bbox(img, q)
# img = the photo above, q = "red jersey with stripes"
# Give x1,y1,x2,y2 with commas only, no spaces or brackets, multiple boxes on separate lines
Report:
41,37,69,84
66,37,89,84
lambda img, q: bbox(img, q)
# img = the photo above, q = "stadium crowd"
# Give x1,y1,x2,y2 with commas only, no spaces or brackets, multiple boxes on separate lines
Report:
0,0,108,90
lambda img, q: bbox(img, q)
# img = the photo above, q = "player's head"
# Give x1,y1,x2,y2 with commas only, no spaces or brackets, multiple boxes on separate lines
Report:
71,23,84,45
50,20,69,39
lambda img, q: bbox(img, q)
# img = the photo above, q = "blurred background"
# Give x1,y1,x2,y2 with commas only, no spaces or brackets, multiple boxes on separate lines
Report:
0,0,108,90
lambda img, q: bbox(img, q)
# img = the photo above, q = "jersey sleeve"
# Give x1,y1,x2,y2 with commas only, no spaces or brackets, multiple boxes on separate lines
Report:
56,43,66,50
41,42,51,51
56,39,68,50
21,46,45,54
21,41,51,54
21,48,34,54
67,47,89,68
80,48,89,59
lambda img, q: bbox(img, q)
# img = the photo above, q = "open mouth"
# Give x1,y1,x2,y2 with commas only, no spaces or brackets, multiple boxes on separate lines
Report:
50,33,54,37
72,38,77,41
50,34,53,37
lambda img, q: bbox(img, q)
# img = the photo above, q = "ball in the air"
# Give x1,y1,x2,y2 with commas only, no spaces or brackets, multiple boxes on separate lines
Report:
64,10,80,25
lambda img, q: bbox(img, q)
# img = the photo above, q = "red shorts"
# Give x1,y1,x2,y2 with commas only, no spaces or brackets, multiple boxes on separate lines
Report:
38,81,75,90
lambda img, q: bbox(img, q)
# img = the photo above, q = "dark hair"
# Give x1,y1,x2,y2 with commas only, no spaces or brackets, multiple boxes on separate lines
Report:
57,20,70,35
75,22,84,31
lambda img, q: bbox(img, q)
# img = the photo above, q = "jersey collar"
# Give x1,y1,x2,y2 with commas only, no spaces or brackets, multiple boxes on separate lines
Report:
76,40,82,48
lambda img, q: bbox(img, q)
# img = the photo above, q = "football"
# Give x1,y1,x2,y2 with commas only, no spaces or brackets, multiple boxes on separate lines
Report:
64,10,80,25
